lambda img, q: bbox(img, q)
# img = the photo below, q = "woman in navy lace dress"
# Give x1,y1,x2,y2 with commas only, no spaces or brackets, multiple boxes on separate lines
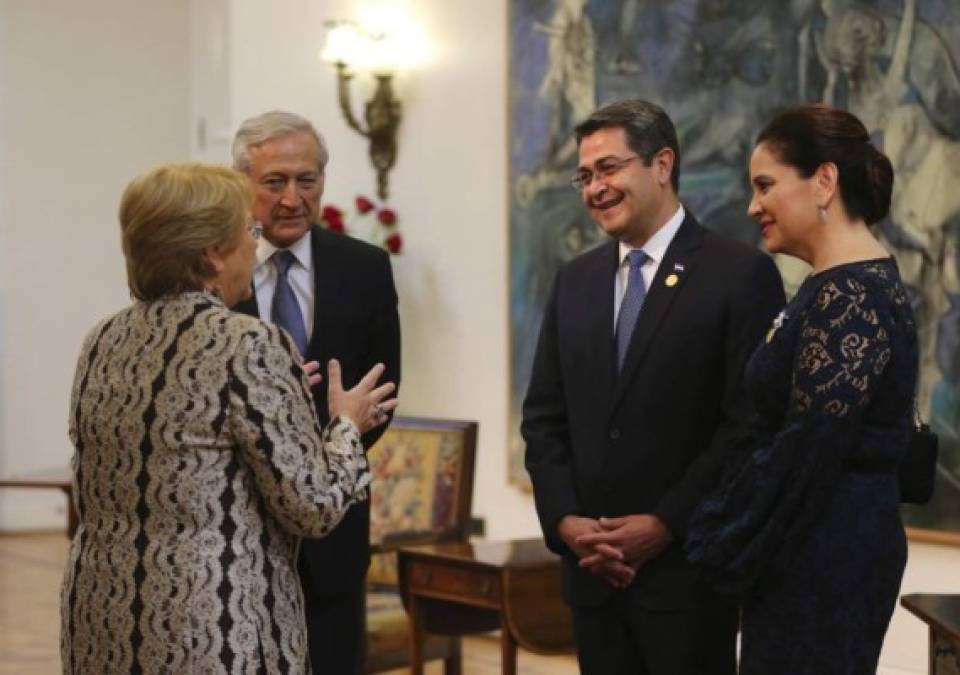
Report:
685,104,918,674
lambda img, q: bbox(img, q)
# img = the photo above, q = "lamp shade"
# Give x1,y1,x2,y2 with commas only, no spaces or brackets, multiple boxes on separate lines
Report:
321,18,427,73
320,23,364,65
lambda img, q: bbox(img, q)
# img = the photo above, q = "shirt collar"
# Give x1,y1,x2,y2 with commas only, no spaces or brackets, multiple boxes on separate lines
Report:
618,204,685,267
256,229,313,271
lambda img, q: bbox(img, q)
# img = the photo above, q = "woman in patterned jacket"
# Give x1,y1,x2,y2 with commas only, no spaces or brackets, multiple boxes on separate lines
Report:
61,163,397,674
685,105,918,674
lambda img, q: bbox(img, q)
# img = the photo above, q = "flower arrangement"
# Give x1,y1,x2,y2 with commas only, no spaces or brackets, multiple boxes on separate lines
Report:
320,195,403,254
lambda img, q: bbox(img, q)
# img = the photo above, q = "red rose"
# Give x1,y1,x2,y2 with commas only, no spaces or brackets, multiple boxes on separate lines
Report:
385,232,403,254
321,204,343,221
377,208,397,226
355,196,375,214
325,214,345,233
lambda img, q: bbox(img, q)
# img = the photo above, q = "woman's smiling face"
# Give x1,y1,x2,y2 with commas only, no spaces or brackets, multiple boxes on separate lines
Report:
747,142,820,258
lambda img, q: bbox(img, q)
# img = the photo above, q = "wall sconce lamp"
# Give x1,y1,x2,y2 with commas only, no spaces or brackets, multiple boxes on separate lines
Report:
321,20,424,201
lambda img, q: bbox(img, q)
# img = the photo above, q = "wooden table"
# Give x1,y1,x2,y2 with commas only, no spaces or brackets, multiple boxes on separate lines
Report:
0,467,75,536
901,594,960,674
398,538,574,675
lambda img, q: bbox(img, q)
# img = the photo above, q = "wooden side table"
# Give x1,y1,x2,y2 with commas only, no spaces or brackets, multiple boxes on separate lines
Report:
901,594,960,674
0,467,75,536
398,538,574,675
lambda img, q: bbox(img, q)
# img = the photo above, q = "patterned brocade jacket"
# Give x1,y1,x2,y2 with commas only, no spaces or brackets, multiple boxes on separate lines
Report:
61,291,370,675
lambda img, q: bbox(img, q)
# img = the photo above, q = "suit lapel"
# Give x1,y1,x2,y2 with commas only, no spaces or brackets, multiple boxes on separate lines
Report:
308,226,341,359
582,242,620,396
610,216,704,410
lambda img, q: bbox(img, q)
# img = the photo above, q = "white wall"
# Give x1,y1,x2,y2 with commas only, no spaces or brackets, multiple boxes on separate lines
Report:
0,0,952,672
0,0,191,527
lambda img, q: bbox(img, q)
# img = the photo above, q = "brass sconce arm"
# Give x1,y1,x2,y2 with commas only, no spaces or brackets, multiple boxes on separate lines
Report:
334,62,402,200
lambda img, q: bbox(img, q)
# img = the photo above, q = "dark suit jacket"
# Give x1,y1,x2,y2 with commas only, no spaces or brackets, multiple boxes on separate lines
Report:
522,213,784,610
235,225,401,596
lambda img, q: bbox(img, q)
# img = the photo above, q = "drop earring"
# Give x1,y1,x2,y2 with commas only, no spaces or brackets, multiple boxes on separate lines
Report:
818,206,827,222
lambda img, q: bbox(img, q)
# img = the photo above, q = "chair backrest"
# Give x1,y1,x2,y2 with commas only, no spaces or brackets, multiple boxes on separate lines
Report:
367,416,478,555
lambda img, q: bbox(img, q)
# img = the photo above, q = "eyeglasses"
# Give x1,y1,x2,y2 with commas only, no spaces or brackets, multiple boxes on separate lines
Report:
570,155,640,191
248,220,263,240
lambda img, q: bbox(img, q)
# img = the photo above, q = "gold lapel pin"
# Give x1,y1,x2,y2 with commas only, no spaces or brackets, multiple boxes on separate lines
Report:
665,273,679,288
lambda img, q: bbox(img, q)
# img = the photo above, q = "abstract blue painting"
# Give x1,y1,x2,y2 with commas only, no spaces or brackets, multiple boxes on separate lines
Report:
508,0,960,540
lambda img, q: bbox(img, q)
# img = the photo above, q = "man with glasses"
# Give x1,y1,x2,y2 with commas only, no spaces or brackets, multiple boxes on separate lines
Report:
232,110,401,674
522,99,783,674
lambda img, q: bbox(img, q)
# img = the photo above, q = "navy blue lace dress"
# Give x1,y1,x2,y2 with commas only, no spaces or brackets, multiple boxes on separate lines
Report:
685,258,918,674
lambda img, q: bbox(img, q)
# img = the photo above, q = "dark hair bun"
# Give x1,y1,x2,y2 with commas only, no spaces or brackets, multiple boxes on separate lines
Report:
862,147,893,225
757,104,895,226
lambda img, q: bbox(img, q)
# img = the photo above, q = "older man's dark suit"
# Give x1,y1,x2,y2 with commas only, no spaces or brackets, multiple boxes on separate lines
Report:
235,225,401,674
523,213,784,674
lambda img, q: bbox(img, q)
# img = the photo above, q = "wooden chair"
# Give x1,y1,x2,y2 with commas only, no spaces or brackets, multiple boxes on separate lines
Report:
364,416,478,675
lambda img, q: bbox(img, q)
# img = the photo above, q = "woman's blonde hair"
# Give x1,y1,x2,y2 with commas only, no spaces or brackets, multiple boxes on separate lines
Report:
119,163,252,300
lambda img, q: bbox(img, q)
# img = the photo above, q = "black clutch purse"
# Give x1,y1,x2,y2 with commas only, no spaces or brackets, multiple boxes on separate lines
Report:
898,420,938,505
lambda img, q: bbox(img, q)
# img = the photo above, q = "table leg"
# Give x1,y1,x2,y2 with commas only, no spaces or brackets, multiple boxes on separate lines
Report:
500,614,517,675
409,594,425,675
443,638,462,675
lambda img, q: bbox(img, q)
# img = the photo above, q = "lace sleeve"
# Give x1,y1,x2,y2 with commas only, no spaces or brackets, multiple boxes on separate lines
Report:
227,323,371,537
684,274,893,594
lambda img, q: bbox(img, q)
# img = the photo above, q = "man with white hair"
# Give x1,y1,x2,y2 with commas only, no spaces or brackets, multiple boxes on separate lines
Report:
233,110,401,674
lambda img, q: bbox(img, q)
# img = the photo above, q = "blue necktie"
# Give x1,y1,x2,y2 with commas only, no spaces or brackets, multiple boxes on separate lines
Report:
615,250,649,370
271,250,308,356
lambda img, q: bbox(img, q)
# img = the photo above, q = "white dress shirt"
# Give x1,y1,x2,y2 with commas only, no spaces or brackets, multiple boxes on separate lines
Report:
253,230,315,342
614,205,685,328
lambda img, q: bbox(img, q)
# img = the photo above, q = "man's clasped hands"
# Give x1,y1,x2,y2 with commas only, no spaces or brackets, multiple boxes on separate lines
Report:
557,514,675,588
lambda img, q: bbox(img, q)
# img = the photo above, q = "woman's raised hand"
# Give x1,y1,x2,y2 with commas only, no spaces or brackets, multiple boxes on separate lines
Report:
327,359,398,433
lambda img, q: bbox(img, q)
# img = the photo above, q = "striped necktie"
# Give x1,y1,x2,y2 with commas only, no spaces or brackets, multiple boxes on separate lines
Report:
615,249,649,370
271,250,308,355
